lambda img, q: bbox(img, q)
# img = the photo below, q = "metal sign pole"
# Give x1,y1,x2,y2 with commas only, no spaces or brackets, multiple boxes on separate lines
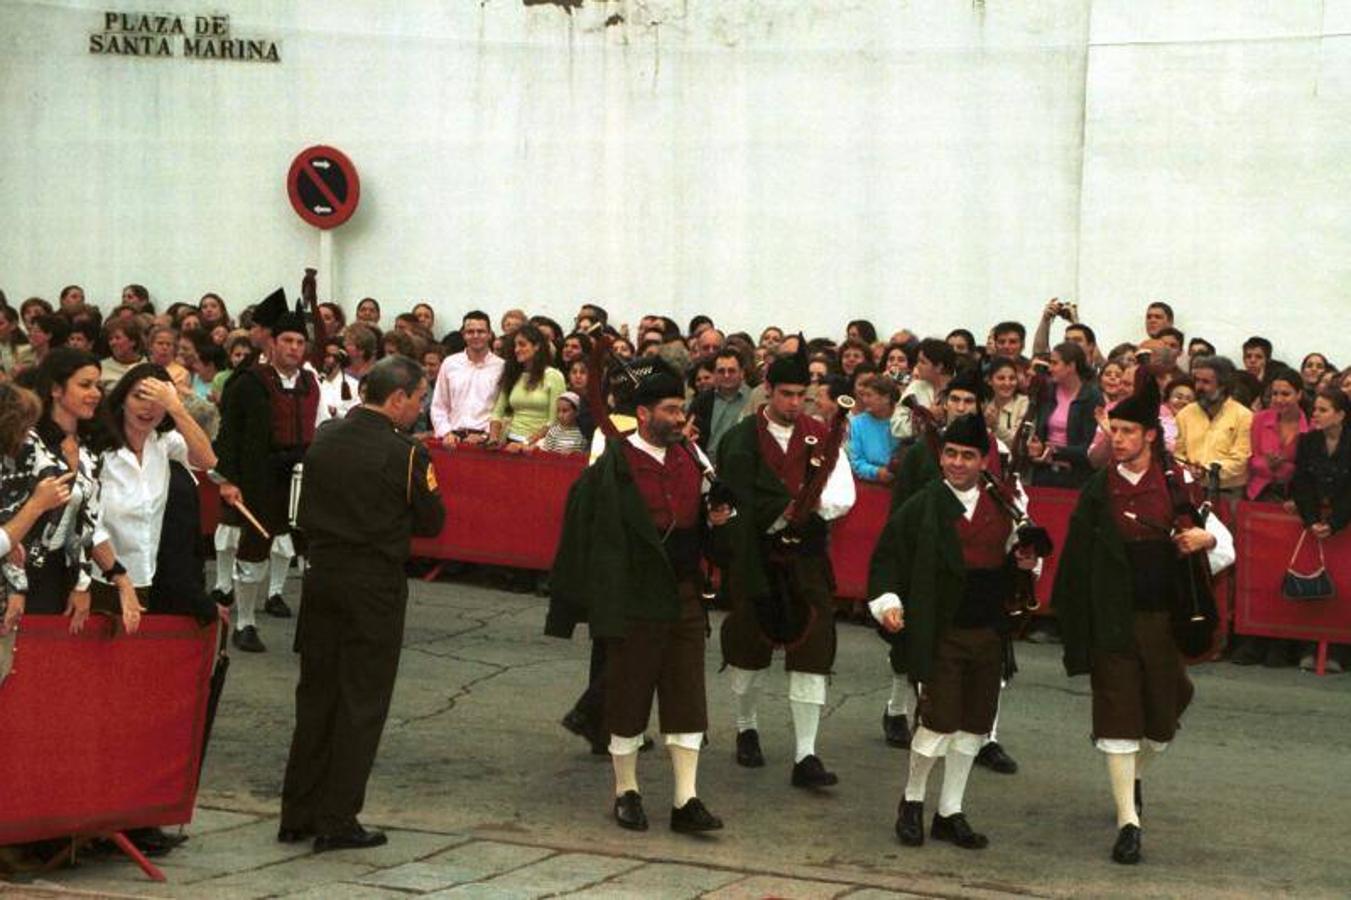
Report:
318,228,335,304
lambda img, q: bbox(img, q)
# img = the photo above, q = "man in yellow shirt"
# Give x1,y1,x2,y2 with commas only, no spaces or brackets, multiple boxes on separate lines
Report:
1173,356,1253,497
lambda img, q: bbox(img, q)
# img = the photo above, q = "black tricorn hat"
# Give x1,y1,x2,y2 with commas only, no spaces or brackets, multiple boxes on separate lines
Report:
1109,368,1161,430
633,363,685,407
942,413,991,455
252,288,287,329
272,309,308,340
946,367,990,406
766,333,810,386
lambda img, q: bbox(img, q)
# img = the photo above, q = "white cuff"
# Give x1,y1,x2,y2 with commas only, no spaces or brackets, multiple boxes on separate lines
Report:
868,593,902,624
664,732,703,751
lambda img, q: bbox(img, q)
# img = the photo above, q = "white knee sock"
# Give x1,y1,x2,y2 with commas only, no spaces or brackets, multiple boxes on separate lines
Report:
904,750,937,803
611,751,639,796
728,666,765,733
267,535,295,597
233,562,267,630
669,745,699,807
939,747,978,816
1106,751,1140,828
789,700,821,763
886,674,913,718
212,525,239,595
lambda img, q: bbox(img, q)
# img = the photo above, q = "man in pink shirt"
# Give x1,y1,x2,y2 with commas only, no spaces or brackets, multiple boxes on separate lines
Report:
430,311,504,445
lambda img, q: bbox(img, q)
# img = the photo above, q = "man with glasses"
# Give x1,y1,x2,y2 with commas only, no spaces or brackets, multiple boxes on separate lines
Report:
688,348,750,459
430,310,504,446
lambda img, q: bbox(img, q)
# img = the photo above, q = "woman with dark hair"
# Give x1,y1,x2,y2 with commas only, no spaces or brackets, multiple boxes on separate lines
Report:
1291,388,1350,672
355,297,381,326
882,342,911,383
317,301,346,335
4,350,141,635
1299,353,1335,409
488,323,565,452
560,331,593,368
846,319,878,345
199,292,231,330
984,356,1028,449
1027,341,1103,487
0,305,34,375
611,337,635,361
28,314,70,367
91,364,216,615
529,315,565,363
0,383,82,635
19,297,52,334
946,329,976,358
1247,370,1308,503
412,302,436,333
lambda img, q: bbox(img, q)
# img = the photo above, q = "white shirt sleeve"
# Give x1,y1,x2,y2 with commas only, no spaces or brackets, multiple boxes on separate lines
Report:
1205,511,1235,575
816,443,857,522
163,430,189,466
0,528,11,560
868,592,902,622
430,358,453,438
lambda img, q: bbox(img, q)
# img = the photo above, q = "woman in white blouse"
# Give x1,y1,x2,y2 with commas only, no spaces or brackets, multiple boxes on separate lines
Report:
91,364,216,615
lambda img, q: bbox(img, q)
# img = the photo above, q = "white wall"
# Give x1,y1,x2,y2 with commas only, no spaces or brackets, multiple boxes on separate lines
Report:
0,0,1345,363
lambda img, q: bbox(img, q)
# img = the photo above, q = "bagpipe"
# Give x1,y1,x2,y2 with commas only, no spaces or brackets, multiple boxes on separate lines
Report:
1120,458,1222,658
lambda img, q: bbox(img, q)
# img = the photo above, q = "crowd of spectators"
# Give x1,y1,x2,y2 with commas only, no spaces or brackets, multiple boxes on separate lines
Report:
0,285,1345,673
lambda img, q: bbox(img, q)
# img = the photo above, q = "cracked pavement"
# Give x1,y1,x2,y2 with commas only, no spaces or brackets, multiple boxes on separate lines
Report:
7,568,1348,899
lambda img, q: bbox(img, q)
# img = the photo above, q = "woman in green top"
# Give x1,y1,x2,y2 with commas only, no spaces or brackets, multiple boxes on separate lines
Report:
489,324,565,451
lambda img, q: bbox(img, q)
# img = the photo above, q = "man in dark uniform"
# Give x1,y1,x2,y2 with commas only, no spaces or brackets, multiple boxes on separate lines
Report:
715,341,855,788
214,292,324,652
868,415,1037,851
1052,376,1233,865
278,355,445,852
550,365,726,834
880,370,1020,775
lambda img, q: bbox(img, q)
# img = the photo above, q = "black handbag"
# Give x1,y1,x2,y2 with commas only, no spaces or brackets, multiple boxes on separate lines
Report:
1281,530,1335,601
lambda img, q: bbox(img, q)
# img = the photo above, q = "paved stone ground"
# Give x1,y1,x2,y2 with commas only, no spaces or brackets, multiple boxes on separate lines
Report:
4,566,1348,899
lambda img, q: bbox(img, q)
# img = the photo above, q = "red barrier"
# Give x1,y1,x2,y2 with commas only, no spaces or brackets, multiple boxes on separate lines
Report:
0,615,216,846
1234,503,1351,661
410,446,587,570
828,482,889,599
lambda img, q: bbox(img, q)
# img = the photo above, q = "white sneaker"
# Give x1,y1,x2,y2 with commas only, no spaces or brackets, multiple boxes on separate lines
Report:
1298,655,1315,671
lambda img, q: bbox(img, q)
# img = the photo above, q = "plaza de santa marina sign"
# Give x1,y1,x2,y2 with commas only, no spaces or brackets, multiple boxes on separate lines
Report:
89,12,280,62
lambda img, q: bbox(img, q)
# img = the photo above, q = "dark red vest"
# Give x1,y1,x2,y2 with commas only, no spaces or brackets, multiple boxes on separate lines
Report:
755,411,828,495
955,491,1012,569
256,365,320,450
622,441,702,532
1108,463,1176,542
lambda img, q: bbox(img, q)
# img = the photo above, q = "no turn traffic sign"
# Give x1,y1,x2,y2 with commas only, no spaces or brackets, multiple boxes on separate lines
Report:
286,145,360,229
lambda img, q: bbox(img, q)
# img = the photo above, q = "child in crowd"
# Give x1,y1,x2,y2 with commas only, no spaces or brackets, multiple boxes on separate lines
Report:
532,392,587,455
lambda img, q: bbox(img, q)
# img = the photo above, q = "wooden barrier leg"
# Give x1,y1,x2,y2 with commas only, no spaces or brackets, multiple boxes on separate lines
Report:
421,561,445,583
108,832,166,882
1315,640,1329,676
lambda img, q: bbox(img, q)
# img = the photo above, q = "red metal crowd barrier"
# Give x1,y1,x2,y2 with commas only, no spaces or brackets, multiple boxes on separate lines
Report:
0,616,215,851
1234,502,1351,674
196,454,1344,670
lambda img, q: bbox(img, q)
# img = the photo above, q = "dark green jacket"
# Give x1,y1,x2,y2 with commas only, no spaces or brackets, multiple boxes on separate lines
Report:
890,440,941,512
868,479,983,682
712,416,795,601
1050,469,1140,676
546,438,684,640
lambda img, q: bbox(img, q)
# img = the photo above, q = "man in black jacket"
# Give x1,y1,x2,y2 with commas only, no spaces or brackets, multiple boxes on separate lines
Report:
278,356,446,854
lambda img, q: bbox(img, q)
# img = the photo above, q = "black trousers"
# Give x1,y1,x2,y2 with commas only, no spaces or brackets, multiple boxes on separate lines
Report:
280,556,407,835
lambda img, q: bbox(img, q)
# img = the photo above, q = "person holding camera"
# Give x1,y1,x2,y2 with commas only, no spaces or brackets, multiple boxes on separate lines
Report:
318,337,359,421
1026,342,1103,488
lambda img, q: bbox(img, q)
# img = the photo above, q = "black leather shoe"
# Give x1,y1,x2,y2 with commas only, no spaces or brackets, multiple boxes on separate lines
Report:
1112,823,1142,864
264,594,292,618
790,754,839,788
975,741,1018,775
277,826,313,844
735,729,765,768
930,812,989,849
1134,780,1142,817
209,588,234,609
895,800,924,846
231,625,266,653
614,790,648,831
670,797,723,833
560,707,591,739
883,712,911,749
313,825,387,854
